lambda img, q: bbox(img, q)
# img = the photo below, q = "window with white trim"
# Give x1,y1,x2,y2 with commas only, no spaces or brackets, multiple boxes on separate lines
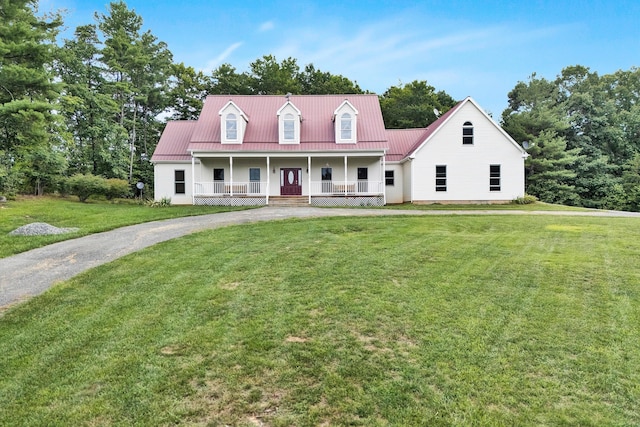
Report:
490,164,501,191
385,170,394,186
463,121,474,145
283,113,295,140
226,113,237,140
435,165,447,192
174,170,185,194
249,168,260,182
249,168,260,193
341,113,352,139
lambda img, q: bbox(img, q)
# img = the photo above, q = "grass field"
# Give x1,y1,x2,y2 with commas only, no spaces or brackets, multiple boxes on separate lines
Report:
1,214,639,426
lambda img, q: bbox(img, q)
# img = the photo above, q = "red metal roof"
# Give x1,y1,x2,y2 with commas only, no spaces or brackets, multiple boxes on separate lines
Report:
152,94,466,162
150,121,195,162
385,129,430,161
190,94,388,145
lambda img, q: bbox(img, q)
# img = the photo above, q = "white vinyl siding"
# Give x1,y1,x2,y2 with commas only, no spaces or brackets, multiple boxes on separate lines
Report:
410,101,525,202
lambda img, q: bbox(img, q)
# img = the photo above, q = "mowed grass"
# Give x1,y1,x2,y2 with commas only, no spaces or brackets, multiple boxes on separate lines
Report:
0,196,249,258
1,215,640,426
1,195,587,259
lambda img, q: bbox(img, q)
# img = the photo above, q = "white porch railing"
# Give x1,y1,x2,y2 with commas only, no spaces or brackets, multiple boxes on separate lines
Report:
194,180,384,197
309,180,384,195
194,181,266,196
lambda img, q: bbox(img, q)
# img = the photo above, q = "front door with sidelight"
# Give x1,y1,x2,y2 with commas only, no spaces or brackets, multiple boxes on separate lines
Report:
280,168,302,195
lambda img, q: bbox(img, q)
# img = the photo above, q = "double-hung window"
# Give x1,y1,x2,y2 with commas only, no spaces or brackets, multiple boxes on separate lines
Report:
463,122,474,145
226,113,237,140
435,165,447,192
357,167,368,193
385,170,394,186
283,113,295,141
321,167,332,193
341,113,352,140
490,165,501,191
174,170,185,194
249,168,260,193
213,168,224,193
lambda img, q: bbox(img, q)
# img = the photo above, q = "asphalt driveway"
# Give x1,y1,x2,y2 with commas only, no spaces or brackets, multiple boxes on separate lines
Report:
2,206,639,311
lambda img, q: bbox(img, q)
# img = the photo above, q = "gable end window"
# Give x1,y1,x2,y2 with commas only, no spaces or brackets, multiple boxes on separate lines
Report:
463,121,474,145
226,113,237,140
341,113,352,139
283,113,295,140
435,165,447,192
385,170,394,186
174,170,185,194
490,164,501,191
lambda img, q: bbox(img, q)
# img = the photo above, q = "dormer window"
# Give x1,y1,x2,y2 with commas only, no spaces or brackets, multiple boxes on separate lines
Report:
283,113,295,141
226,113,237,140
277,100,301,144
219,100,247,144
463,121,474,145
334,100,358,143
341,113,352,140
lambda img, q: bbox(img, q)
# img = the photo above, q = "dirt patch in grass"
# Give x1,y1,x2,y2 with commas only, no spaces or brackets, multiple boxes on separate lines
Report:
220,281,241,290
285,336,308,343
160,344,189,356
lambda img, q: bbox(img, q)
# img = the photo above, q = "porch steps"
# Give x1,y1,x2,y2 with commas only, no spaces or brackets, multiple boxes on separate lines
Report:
267,196,310,207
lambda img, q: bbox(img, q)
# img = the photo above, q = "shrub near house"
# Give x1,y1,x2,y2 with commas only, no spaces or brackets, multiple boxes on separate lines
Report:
66,174,131,202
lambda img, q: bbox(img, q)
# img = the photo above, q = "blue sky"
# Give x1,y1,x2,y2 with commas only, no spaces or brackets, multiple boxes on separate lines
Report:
43,0,639,120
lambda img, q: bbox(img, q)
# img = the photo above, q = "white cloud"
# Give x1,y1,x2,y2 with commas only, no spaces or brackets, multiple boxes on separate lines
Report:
258,21,274,32
204,42,244,71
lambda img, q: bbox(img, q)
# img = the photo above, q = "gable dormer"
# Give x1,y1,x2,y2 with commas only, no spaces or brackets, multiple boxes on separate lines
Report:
333,100,358,144
218,100,248,144
277,100,302,144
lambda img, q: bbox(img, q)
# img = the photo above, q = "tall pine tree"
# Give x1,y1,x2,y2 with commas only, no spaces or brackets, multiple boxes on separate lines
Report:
0,0,65,195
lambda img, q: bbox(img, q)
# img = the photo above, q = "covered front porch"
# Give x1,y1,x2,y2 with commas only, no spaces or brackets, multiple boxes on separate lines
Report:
190,152,386,206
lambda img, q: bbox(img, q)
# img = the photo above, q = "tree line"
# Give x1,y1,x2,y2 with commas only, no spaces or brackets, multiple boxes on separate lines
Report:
1,1,639,210
502,66,640,210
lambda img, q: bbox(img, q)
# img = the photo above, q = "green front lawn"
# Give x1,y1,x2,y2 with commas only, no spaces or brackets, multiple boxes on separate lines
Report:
1,215,639,425
1,195,589,259
0,196,249,258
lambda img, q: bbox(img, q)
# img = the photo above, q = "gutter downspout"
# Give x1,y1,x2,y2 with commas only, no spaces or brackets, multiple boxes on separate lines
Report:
266,156,270,205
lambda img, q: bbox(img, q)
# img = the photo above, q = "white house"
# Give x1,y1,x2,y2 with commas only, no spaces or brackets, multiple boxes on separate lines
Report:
151,94,527,206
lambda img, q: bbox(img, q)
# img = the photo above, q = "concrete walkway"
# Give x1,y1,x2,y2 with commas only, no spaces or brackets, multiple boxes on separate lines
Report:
2,206,639,311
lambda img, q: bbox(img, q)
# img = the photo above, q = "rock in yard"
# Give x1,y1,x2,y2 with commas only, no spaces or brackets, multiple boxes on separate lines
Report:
9,222,79,236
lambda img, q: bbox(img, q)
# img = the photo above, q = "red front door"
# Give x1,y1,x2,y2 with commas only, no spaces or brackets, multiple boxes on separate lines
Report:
280,168,302,195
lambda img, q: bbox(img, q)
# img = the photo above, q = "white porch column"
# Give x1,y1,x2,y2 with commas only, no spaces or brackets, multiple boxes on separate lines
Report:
266,156,270,204
308,156,312,204
382,155,386,205
229,156,233,196
191,155,195,205
344,155,348,195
